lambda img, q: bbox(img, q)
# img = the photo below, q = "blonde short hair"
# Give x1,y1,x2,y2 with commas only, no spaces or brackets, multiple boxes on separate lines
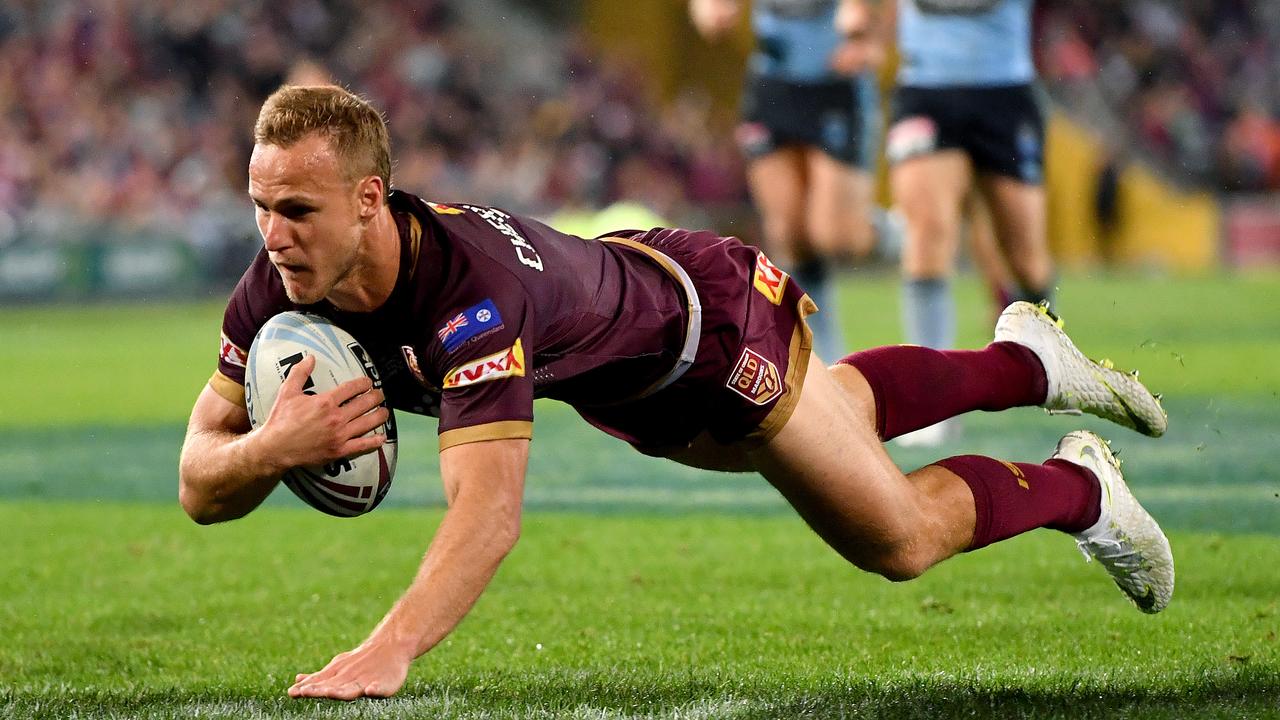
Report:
254,85,392,191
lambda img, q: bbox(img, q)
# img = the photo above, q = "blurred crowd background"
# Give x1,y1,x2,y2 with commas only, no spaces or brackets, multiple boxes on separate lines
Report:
1038,0,1280,192
0,0,1277,291
0,0,747,283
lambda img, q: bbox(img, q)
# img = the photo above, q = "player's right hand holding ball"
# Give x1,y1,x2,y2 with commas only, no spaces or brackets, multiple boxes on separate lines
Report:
255,354,388,474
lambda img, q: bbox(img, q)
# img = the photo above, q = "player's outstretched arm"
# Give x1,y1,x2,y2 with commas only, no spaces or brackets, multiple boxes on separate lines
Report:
178,355,387,524
288,437,529,701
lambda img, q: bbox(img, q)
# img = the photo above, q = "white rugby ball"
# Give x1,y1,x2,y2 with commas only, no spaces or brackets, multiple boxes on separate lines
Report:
245,311,397,517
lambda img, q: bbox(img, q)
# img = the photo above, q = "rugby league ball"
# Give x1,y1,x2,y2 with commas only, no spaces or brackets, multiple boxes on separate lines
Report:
245,311,397,517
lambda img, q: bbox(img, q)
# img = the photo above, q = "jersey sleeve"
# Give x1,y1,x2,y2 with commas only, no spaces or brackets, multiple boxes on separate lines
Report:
210,289,257,407
430,290,535,452
210,254,284,408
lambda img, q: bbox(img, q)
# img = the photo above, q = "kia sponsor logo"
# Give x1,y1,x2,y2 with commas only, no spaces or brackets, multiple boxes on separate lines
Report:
752,253,789,306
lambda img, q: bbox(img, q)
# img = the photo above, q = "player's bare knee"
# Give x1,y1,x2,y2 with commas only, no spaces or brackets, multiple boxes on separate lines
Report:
859,544,932,582
765,223,809,260
828,526,932,582
810,217,872,259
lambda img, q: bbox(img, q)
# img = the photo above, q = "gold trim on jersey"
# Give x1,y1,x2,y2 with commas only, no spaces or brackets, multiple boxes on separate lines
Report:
600,236,683,285
743,292,817,447
407,213,422,281
209,370,247,408
438,420,533,452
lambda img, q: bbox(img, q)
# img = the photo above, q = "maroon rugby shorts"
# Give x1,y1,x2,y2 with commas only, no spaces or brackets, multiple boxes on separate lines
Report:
574,227,816,455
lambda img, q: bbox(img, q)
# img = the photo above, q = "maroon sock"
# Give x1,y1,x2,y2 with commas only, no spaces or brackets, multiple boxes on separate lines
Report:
934,455,1101,551
838,342,1048,440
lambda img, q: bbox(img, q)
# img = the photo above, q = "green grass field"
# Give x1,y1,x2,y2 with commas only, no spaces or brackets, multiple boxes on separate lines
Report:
1,272,1278,719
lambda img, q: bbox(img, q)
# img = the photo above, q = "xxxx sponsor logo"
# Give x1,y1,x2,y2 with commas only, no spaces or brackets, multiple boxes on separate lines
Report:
752,253,788,305
726,346,783,406
443,339,525,389
219,333,247,368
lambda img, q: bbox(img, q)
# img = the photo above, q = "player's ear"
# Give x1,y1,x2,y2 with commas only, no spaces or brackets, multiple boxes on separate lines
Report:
355,175,383,221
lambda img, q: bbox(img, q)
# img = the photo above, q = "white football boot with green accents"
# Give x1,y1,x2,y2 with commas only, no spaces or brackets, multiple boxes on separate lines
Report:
995,301,1168,437
1053,430,1174,614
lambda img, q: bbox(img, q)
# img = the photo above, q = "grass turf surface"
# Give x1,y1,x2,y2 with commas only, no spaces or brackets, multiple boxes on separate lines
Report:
1,505,1277,719
1,272,1278,718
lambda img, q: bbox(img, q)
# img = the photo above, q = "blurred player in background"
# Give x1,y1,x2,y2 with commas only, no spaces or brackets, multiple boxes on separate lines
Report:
179,85,1173,700
690,0,891,362
884,0,1055,444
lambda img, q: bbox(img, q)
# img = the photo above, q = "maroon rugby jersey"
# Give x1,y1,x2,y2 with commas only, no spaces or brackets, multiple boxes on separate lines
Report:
212,190,691,450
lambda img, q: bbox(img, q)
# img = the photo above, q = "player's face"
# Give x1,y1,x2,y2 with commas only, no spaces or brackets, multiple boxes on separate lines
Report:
248,134,365,305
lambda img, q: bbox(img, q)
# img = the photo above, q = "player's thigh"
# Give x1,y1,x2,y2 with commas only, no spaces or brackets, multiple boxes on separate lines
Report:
804,148,875,257
665,432,755,473
964,190,1013,293
746,356,922,561
891,150,971,277
748,147,811,258
976,174,1051,287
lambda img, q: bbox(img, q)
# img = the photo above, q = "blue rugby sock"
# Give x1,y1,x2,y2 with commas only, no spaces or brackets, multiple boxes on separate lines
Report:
793,259,844,363
902,277,955,349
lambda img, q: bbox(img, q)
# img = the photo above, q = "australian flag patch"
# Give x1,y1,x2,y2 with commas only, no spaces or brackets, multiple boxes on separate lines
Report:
438,299,504,353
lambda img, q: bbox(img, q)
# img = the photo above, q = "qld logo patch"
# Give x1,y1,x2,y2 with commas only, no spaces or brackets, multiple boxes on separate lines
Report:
219,333,247,368
437,299,504,352
726,346,783,406
443,339,525,389
752,253,789,305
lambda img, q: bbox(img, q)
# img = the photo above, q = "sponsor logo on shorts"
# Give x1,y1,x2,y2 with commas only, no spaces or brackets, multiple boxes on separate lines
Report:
437,299,505,352
820,111,850,153
219,333,247,368
752,253,789,305
427,201,465,215
726,346,783,406
443,339,525,389
735,121,773,157
886,116,939,164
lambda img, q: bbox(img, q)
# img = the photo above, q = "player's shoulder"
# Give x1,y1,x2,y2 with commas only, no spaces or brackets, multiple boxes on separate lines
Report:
398,192,550,286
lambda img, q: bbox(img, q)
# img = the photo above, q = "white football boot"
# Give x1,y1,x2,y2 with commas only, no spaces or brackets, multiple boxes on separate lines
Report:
994,301,1168,437
1052,430,1174,614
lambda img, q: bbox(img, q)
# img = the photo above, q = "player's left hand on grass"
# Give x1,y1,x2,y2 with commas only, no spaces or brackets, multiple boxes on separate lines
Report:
288,640,412,700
